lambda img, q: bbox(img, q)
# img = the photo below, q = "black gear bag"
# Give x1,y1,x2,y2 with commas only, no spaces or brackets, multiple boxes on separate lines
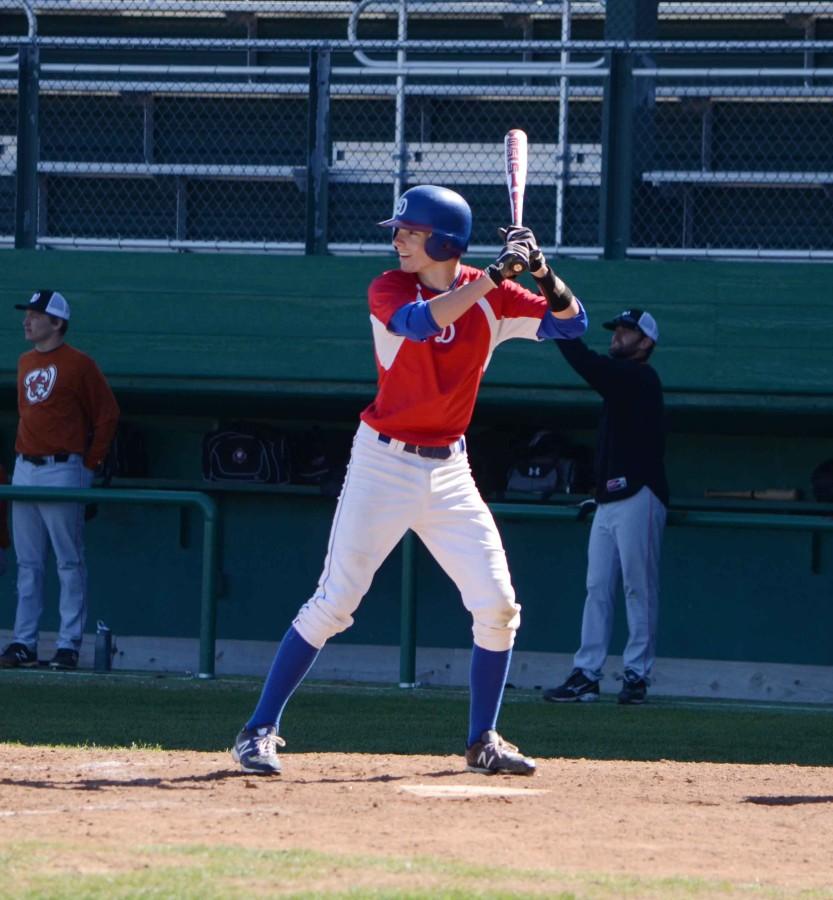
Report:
289,426,352,497
202,422,290,485
504,430,593,500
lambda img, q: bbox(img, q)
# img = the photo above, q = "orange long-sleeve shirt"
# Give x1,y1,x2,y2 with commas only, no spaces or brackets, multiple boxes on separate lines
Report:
16,343,120,470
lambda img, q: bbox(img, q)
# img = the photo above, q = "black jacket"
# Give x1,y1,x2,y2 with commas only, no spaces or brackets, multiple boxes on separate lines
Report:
557,338,668,507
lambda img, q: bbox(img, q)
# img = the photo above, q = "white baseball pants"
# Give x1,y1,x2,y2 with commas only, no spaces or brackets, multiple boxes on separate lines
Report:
293,422,521,652
11,454,93,652
573,486,667,681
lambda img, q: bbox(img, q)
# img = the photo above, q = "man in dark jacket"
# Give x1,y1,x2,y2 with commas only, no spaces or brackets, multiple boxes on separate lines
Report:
544,309,668,705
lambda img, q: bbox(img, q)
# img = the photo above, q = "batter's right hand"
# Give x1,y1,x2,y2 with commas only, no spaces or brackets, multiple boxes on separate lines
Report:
493,240,530,280
499,226,545,274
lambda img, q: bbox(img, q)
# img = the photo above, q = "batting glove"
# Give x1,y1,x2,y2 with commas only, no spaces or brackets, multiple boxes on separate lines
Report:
498,225,537,248
499,226,545,274
485,240,530,286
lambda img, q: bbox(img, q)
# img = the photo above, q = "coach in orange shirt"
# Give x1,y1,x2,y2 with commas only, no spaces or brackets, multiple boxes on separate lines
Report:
0,290,119,670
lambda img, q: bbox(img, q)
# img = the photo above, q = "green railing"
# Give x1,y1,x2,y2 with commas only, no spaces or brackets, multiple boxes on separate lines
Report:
5,483,828,684
397,500,833,686
0,486,220,678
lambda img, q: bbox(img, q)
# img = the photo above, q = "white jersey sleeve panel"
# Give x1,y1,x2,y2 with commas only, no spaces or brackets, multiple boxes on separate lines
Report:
370,313,406,371
476,297,541,373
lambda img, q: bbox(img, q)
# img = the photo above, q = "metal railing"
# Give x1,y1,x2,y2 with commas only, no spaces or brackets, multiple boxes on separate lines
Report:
397,500,833,686
0,486,221,678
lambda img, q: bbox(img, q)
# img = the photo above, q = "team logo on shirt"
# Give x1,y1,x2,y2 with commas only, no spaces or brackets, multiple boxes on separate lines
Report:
435,324,456,344
24,365,58,404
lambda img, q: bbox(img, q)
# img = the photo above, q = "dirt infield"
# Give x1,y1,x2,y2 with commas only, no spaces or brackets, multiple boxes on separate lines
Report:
2,744,832,893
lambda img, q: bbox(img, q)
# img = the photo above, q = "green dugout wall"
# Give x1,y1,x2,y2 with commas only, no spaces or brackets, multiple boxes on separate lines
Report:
0,250,831,673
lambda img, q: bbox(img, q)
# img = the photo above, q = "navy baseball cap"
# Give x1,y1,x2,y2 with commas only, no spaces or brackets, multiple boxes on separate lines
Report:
15,289,71,321
603,308,658,343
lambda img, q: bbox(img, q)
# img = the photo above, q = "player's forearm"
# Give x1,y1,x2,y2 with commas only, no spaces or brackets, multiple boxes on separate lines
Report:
533,267,580,318
427,275,494,329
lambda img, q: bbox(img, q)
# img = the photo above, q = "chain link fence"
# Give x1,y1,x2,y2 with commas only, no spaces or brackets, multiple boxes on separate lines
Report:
2,0,832,258
0,54,16,232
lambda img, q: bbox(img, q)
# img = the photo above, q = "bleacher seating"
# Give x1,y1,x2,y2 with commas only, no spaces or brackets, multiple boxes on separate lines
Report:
0,1,831,255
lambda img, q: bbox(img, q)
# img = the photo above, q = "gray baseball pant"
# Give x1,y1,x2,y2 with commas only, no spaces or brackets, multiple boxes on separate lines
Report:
573,486,666,682
11,454,93,652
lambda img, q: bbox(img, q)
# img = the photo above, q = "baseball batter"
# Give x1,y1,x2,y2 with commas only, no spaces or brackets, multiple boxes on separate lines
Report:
232,185,588,775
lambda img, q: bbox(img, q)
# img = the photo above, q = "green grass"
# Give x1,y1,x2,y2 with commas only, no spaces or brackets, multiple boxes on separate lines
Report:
0,670,831,765
0,841,819,900
2,675,832,899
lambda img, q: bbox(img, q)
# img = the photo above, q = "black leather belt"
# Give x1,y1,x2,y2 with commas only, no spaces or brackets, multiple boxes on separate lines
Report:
377,433,462,460
22,453,70,466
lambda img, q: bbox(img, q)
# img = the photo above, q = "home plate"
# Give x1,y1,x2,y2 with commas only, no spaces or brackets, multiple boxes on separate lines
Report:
400,785,548,799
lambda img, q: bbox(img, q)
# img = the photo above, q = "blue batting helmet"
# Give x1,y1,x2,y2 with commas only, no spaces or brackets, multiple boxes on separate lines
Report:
378,185,472,261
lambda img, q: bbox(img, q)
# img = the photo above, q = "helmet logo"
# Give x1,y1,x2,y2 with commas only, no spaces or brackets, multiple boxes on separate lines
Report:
394,196,408,217
434,324,456,344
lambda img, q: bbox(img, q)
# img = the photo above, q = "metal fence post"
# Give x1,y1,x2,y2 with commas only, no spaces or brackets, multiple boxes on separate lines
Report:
399,530,417,687
15,42,40,249
599,0,658,258
599,49,634,259
198,502,221,679
305,47,331,255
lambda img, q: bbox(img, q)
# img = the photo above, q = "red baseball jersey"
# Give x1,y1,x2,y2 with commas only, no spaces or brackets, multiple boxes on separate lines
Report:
361,264,564,445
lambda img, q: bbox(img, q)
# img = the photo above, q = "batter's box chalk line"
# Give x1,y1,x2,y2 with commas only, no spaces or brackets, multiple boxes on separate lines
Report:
398,785,548,799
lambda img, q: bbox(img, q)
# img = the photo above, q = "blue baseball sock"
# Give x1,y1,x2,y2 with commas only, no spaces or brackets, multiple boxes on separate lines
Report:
246,625,320,733
467,644,512,747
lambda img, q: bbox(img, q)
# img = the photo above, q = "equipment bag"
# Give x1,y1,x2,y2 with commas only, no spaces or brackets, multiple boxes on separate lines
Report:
505,430,565,498
811,458,833,502
289,426,351,496
95,421,149,483
202,423,290,484
505,430,594,498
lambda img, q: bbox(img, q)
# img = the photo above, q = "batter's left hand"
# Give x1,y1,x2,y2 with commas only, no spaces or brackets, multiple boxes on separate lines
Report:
498,225,537,249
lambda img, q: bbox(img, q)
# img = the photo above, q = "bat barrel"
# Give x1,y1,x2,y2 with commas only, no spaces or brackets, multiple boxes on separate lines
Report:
504,129,528,226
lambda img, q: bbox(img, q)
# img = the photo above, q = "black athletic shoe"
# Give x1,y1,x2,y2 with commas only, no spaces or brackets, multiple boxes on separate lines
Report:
231,725,285,775
542,668,600,703
618,672,647,705
0,642,38,669
48,649,79,670
465,730,536,776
